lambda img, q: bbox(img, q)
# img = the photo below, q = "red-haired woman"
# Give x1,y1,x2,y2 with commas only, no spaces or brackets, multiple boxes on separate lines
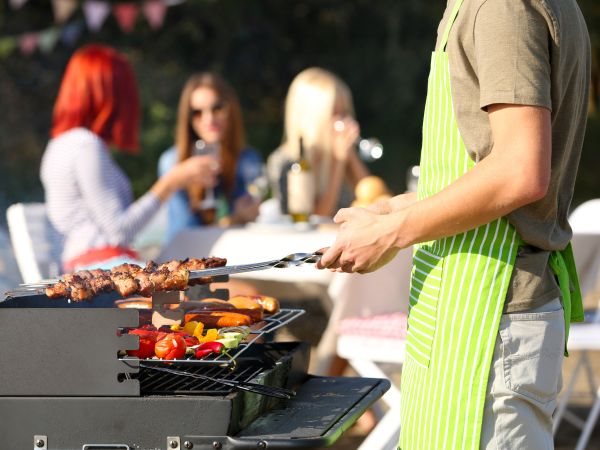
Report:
40,44,217,271
158,72,263,242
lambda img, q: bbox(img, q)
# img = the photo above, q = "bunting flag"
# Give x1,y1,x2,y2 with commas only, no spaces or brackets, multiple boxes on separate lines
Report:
143,0,168,30
18,32,38,56
0,37,18,59
83,0,111,32
38,28,60,54
60,21,85,47
9,0,28,9
113,3,139,34
1,0,188,59
51,0,78,24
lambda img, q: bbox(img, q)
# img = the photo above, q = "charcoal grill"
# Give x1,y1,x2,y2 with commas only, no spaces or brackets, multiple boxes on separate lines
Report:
0,282,390,450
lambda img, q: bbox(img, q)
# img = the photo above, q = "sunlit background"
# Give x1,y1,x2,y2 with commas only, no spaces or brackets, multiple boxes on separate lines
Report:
0,0,598,220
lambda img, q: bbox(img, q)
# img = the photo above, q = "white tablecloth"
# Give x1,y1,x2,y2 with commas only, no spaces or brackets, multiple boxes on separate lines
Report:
158,224,415,374
158,224,338,284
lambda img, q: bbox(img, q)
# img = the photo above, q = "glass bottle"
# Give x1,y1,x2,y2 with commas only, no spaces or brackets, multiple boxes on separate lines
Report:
193,139,218,225
286,137,315,223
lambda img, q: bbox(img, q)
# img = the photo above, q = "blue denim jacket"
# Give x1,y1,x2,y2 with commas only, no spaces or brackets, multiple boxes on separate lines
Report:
158,146,263,243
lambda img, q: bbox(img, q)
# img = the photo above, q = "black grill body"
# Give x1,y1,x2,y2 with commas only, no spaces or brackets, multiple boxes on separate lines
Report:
0,293,390,449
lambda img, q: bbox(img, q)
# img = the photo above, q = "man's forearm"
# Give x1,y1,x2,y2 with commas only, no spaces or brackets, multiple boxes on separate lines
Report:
386,105,552,248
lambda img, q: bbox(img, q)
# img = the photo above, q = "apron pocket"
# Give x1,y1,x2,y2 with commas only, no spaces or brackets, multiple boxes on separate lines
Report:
499,307,565,404
406,246,444,368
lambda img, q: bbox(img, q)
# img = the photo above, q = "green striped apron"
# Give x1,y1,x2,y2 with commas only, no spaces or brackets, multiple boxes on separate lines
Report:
399,1,584,448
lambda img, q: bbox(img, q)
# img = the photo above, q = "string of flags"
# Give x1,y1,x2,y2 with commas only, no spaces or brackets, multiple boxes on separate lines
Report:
1,0,187,58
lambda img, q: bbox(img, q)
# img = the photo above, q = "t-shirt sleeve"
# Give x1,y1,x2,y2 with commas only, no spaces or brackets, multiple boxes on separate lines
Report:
474,0,552,111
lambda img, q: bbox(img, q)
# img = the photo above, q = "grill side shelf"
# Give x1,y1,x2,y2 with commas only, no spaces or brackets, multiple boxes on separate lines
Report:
180,376,392,449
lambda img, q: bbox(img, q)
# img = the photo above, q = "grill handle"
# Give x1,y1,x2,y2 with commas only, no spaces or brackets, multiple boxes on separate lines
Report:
82,446,130,450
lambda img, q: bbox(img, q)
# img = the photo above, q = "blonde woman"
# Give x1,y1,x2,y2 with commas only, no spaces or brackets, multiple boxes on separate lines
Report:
267,67,370,217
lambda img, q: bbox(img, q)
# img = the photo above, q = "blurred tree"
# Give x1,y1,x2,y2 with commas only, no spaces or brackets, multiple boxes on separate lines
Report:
0,0,598,219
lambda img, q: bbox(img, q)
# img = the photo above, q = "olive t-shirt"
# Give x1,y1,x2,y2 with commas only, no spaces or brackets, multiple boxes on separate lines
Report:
435,0,590,312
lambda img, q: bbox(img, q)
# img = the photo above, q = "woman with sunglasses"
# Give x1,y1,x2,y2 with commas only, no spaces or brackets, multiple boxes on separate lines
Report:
159,72,263,242
40,45,216,272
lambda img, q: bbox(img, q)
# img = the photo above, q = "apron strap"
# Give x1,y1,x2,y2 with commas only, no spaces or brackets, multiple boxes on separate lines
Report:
439,0,465,52
549,242,585,356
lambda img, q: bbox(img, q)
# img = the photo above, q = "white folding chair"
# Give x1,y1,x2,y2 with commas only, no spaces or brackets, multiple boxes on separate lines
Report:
6,203,63,283
553,200,600,449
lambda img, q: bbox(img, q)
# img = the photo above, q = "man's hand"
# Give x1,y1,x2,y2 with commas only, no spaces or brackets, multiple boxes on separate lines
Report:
317,207,401,273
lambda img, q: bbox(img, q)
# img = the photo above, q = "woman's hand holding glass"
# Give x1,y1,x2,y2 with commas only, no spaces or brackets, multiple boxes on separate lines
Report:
172,154,220,191
332,116,360,162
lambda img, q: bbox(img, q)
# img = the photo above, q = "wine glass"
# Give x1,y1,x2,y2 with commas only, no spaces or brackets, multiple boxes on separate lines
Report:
357,137,383,162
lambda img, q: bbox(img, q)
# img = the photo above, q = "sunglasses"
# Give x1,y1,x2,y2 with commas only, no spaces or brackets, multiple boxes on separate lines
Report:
190,101,227,119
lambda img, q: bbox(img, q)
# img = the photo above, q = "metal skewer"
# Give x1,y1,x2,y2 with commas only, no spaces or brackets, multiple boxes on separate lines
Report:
16,252,322,289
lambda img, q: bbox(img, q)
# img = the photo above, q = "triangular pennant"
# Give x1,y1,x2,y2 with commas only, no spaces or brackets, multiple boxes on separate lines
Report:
38,28,60,54
51,0,78,24
0,37,18,59
9,0,28,9
83,0,111,32
60,21,84,47
113,3,139,34
19,32,39,56
142,0,167,30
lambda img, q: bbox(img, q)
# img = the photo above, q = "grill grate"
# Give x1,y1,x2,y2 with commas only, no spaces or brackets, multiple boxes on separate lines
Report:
139,363,263,395
124,308,306,368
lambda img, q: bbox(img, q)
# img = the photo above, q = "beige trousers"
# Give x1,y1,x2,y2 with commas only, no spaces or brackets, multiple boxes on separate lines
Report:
481,298,565,450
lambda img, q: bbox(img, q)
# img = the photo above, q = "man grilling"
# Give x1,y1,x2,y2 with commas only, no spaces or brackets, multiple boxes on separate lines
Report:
317,0,591,448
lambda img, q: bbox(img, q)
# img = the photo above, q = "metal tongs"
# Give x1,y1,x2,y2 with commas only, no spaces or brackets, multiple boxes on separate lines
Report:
187,251,322,280
139,363,296,399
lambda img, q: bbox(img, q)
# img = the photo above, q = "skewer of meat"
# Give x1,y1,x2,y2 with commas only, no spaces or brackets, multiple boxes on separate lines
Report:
43,256,226,301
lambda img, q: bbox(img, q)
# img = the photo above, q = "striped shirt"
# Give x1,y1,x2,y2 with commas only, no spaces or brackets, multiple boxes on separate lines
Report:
40,128,161,263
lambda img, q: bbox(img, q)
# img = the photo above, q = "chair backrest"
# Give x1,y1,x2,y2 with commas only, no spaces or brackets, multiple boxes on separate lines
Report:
570,199,600,323
570,199,600,234
6,203,63,283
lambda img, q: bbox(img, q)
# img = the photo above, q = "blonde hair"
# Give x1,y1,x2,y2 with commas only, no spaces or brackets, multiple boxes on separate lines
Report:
282,67,355,195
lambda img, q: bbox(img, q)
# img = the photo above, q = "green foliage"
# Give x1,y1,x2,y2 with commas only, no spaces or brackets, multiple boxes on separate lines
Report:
0,0,599,216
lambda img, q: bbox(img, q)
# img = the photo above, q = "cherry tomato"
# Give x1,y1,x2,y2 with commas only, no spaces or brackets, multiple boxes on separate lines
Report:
154,334,187,360
126,337,156,359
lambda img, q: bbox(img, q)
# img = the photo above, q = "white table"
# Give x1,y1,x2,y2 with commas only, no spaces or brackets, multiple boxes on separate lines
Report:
158,224,338,284
158,224,414,374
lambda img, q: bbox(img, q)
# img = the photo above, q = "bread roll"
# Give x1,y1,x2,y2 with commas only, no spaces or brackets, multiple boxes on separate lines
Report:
354,176,390,204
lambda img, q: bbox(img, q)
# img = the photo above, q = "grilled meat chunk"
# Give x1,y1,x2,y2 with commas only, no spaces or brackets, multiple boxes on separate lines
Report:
110,263,143,275
134,269,155,297
68,275,93,302
110,272,140,298
45,280,70,299
161,266,189,291
88,273,115,295
43,257,227,301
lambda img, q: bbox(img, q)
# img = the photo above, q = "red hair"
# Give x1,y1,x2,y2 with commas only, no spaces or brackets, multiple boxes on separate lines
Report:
51,44,140,154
